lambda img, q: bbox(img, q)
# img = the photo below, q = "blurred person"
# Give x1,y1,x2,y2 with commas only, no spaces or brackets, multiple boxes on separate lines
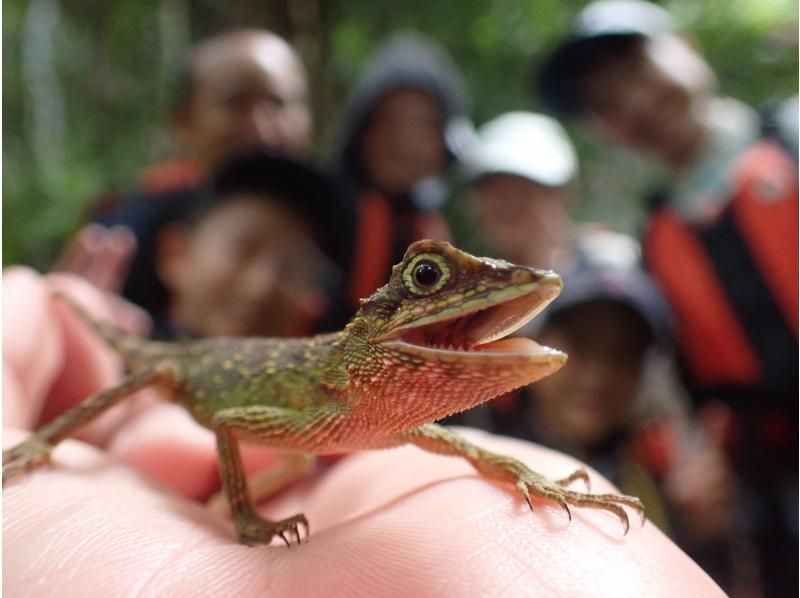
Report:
458,111,673,430
72,29,312,322
461,111,578,271
153,149,347,339
459,111,743,589
98,28,311,207
461,111,648,274
499,264,741,592
537,2,797,595
332,32,475,309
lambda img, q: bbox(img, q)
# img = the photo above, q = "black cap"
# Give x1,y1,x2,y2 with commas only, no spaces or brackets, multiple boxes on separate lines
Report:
547,263,672,342
192,147,351,271
537,0,675,116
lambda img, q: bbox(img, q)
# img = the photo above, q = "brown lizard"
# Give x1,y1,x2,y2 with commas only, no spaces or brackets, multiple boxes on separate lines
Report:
3,240,644,546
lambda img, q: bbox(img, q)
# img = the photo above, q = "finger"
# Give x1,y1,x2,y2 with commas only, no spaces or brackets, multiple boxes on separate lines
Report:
697,401,734,451
3,358,30,429
2,268,65,428
38,278,128,445
107,403,283,501
106,293,151,336
83,226,137,292
51,224,105,277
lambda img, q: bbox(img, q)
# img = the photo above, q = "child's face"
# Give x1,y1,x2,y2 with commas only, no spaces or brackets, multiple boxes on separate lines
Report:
160,195,326,338
532,301,652,448
469,174,571,268
360,88,447,194
579,36,713,169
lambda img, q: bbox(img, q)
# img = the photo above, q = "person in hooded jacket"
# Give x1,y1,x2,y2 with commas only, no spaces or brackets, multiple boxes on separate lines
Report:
332,32,475,310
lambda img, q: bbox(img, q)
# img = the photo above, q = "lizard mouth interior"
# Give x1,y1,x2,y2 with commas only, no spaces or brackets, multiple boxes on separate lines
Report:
380,285,565,360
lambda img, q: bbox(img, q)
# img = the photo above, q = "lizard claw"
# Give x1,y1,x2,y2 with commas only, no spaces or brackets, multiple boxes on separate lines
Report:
517,480,534,512
506,459,645,534
235,512,309,547
558,498,572,522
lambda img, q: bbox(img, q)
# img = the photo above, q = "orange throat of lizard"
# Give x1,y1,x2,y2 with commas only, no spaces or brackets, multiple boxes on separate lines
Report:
353,282,568,426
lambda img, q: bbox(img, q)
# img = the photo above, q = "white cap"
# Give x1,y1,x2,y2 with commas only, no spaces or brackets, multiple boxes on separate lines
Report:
461,111,578,187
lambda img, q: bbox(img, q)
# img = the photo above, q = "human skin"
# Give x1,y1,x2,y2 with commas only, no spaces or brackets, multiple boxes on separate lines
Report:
532,302,735,540
52,224,137,293
360,88,447,195
175,30,312,167
469,174,574,270
533,303,651,448
2,271,724,597
157,195,327,338
580,35,714,171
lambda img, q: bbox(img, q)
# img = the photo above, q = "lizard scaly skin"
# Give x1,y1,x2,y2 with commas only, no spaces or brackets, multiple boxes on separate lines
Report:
3,240,644,546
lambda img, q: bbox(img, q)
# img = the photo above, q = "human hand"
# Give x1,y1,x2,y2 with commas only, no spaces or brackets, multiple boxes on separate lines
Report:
3,271,723,597
3,267,150,444
52,224,147,332
4,426,724,597
53,223,137,289
662,406,737,541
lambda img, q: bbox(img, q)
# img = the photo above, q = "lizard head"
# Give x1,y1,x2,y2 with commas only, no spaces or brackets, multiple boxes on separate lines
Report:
344,240,567,426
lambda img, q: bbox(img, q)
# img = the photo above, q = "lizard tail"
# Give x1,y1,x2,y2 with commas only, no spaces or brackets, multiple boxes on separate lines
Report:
54,292,158,370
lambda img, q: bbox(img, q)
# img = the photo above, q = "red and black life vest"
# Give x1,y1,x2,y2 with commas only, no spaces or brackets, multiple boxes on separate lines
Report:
348,191,451,307
643,140,797,407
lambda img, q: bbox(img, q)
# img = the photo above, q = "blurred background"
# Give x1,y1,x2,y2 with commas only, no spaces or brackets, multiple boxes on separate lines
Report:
3,2,798,596
3,0,797,268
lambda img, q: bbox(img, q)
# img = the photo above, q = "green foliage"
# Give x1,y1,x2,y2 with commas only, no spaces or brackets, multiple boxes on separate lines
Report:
4,0,797,268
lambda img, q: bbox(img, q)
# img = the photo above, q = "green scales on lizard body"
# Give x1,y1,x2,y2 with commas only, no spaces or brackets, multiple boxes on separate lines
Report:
3,240,645,546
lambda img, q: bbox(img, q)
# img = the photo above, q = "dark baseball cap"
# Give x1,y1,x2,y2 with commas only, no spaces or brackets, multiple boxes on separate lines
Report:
537,0,676,116
189,147,351,271
546,263,672,343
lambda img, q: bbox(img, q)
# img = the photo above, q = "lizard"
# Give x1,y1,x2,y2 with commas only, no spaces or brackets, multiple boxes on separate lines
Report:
3,239,644,546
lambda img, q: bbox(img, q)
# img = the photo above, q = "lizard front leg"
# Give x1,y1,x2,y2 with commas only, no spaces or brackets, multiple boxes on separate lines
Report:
3,365,175,485
207,453,315,517
403,423,645,534
212,406,332,546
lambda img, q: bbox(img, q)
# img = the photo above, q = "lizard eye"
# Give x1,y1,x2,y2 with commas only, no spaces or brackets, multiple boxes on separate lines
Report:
413,260,440,287
403,253,450,295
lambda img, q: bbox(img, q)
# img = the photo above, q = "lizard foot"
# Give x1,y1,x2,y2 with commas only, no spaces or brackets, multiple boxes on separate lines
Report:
234,512,309,547
3,435,53,486
504,460,644,534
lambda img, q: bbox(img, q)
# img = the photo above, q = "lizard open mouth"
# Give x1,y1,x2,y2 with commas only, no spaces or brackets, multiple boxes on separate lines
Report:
379,281,566,362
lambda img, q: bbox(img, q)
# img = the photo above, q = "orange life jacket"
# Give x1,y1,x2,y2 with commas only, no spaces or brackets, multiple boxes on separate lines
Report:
348,191,451,307
643,140,797,404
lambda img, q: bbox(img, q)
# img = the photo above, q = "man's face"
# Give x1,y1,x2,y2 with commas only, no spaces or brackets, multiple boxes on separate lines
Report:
160,195,327,338
179,33,311,167
469,174,571,268
361,88,447,195
580,36,713,169
533,301,652,448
